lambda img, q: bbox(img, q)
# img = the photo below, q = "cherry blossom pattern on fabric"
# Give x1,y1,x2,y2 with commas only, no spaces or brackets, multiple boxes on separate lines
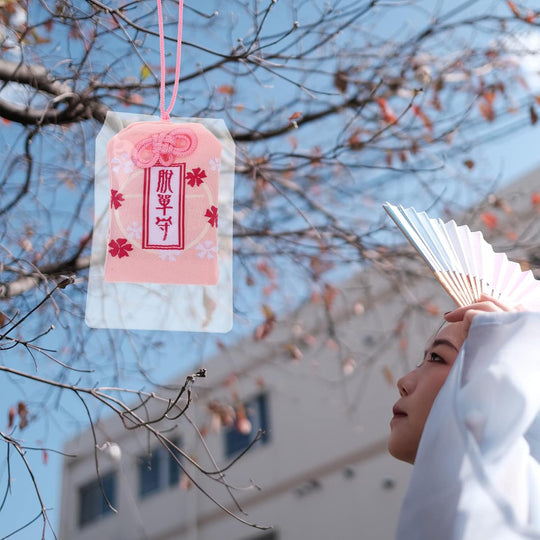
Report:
186,167,206,187
110,152,134,174
208,157,220,171
110,189,124,209
158,250,182,262
126,222,142,241
196,241,217,259
205,206,218,227
108,238,133,258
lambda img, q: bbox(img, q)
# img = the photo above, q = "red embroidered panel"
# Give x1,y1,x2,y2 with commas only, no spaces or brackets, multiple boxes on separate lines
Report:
105,121,221,285
142,164,186,250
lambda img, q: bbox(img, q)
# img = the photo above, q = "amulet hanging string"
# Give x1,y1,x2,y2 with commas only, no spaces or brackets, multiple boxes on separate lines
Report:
157,0,183,120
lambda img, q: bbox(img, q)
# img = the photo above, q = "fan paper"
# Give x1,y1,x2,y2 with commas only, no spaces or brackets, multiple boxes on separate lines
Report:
85,112,234,332
383,203,540,309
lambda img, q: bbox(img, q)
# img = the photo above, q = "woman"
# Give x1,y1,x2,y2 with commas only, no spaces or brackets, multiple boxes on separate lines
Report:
389,295,540,539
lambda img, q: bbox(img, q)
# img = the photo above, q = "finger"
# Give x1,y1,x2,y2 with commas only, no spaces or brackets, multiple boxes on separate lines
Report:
444,299,505,322
461,308,492,334
445,302,503,322
477,294,514,311
462,308,486,330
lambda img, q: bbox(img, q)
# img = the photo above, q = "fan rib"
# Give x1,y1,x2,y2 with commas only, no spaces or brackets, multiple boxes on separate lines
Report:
383,203,540,309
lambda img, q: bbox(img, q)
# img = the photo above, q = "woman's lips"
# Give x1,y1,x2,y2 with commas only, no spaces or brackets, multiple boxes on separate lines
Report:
390,405,407,427
392,405,407,417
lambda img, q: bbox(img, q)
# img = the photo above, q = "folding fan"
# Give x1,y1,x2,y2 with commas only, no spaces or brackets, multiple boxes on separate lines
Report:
383,202,540,309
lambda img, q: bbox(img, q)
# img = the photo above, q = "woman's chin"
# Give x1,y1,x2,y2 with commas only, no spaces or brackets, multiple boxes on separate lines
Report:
387,436,416,464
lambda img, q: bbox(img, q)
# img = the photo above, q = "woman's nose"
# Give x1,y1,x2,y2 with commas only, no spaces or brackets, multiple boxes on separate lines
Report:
397,370,416,397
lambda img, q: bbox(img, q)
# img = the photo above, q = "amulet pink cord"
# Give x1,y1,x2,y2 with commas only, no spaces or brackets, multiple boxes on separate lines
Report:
157,0,183,121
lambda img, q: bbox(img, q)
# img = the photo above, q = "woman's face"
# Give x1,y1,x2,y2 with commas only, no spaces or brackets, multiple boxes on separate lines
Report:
387,320,468,464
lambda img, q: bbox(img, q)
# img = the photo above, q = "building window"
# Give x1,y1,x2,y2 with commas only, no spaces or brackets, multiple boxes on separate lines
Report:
225,393,270,458
78,471,116,527
138,439,182,498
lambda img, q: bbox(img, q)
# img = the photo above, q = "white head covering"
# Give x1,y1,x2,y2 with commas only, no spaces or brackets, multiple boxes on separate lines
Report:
396,312,540,539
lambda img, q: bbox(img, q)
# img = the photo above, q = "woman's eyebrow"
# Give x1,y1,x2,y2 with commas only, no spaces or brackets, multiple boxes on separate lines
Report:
431,338,458,352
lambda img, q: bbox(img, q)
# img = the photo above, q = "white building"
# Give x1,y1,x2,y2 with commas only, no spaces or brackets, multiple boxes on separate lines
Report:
59,170,540,540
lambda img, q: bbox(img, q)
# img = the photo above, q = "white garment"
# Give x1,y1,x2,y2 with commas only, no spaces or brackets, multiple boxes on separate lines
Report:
396,312,540,539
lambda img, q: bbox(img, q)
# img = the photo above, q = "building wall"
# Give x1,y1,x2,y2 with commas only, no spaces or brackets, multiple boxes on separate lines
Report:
60,169,540,540
60,270,419,540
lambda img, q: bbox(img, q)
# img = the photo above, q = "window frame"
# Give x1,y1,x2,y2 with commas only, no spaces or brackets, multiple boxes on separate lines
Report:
78,470,116,528
224,393,270,459
138,437,182,499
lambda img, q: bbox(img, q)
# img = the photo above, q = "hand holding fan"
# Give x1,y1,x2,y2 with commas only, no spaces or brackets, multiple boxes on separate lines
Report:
383,203,540,309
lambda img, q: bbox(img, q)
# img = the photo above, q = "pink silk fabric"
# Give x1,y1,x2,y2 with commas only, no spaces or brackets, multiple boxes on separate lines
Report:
105,121,221,285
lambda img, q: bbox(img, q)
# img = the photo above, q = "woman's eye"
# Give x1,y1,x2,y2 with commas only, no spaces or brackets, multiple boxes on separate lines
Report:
428,352,446,364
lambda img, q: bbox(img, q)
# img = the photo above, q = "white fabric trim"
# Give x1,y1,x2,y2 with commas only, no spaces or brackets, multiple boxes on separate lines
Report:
396,312,540,539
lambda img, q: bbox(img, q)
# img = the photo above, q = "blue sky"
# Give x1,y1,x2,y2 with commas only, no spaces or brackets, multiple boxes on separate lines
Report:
2,1,540,538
